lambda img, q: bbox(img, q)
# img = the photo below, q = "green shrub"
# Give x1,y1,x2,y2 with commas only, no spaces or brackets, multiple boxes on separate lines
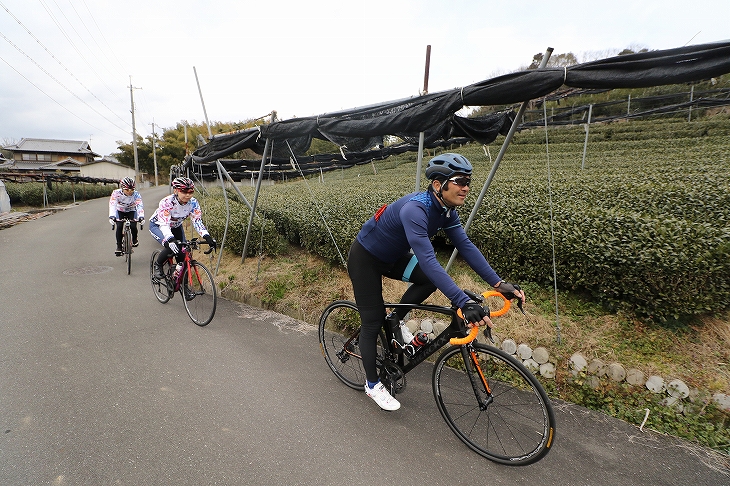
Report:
198,193,286,257
4,181,115,206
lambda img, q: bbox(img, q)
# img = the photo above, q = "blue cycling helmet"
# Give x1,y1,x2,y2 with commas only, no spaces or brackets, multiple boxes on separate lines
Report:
425,153,473,180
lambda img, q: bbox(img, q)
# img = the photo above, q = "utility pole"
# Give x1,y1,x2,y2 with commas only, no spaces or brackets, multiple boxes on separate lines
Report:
128,76,141,184
149,121,159,186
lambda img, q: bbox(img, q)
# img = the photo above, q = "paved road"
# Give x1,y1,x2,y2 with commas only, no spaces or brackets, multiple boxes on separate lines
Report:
1,187,728,485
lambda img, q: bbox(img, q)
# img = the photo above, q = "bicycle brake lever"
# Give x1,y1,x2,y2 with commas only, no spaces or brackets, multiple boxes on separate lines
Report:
500,285,527,315
516,298,526,315
463,289,483,303
483,325,495,344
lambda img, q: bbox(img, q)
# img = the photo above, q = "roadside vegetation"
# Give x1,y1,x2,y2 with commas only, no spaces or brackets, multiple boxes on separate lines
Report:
3,180,114,206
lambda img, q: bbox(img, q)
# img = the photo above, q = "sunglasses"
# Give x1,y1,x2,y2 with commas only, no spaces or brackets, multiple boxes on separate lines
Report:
447,176,471,188
178,189,194,194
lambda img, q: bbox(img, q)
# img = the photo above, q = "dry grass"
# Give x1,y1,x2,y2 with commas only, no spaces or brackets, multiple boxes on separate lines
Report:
208,245,730,395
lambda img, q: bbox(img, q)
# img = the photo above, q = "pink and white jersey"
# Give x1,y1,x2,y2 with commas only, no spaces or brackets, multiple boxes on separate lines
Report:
150,194,209,241
109,189,144,218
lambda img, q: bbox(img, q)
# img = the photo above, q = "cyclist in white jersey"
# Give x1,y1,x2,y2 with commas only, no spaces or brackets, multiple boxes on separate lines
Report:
108,177,144,256
149,177,216,279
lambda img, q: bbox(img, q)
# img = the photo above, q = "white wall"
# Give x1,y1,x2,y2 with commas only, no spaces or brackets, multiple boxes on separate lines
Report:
80,162,135,180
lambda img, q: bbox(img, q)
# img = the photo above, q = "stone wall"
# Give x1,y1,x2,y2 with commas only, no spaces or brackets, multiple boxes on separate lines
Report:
404,318,730,413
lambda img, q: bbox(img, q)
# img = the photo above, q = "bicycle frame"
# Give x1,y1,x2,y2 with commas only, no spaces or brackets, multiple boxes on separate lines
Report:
380,303,469,373
166,245,200,293
378,303,500,411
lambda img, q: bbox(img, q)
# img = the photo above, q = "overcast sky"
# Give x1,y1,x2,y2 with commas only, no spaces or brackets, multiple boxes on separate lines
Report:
1,0,728,156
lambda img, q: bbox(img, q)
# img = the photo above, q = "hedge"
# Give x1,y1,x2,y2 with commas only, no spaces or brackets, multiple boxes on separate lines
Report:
4,181,115,206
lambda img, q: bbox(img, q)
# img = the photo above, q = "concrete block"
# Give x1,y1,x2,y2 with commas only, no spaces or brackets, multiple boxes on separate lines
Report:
419,318,434,334
523,358,539,372
501,338,517,355
607,362,626,382
667,379,689,399
517,343,533,360
646,375,664,393
626,368,645,386
539,362,556,378
588,358,606,376
533,347,550,364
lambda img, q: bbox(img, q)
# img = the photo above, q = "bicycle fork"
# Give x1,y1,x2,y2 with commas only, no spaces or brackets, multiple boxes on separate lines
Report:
461,344,494,410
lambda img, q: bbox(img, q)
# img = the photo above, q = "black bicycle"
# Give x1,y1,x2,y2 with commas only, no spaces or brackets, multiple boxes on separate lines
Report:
150,238,217,326
112,218,141,275
318,290,555,466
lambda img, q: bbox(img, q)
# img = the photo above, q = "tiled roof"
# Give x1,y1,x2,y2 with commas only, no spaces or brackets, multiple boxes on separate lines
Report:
4,138,100,157
41,158,84,168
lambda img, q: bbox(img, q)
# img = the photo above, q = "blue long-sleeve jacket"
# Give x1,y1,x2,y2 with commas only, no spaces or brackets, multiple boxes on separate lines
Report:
356,190,500,309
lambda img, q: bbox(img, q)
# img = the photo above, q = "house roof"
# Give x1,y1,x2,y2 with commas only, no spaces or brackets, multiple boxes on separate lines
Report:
40,157,84,169
3,138,100,157
83,156,123,167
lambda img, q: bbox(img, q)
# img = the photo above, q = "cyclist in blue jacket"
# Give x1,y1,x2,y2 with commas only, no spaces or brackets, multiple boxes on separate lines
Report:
348,153,525,411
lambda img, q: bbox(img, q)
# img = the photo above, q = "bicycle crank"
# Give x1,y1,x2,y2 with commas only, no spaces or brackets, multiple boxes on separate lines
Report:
380,361,406,395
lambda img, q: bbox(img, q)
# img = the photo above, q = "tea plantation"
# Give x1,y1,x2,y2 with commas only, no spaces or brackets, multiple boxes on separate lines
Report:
200,116,730,324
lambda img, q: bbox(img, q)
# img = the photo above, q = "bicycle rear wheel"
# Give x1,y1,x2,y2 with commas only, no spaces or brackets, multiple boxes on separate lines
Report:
433,342,555,465
124,225,132,275
318,300,386,390
181,261,217,326
150,250,172,303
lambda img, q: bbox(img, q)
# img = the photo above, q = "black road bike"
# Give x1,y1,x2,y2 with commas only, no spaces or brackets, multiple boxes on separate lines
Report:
318,290,555,466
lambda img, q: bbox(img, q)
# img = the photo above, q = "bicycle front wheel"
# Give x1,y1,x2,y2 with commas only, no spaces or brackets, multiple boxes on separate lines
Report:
150,250,172,304
124,226,132,275
433,342,555,465
318,300,386,390
181,261,217,326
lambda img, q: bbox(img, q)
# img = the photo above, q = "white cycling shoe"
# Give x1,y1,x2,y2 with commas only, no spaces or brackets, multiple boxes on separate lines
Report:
365,381,401,411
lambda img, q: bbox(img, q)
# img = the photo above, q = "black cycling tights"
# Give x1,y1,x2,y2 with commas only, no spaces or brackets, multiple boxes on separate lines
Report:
156,226,185,266
347,240,437,384
115,211,138,246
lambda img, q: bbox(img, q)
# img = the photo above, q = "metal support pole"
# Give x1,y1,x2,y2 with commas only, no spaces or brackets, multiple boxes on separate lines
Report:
213,159,228,274
194,66,229,275
581,104,593,170
415,45,431,192
688,85,694,121
445,47,553,272
242,138,271,263
218,164,253,210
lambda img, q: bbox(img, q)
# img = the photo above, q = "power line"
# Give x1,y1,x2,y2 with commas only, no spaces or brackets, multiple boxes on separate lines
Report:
78,0,128,78
40,0,125,101
0,54,119,138
0,30,130,133
0,0,131,130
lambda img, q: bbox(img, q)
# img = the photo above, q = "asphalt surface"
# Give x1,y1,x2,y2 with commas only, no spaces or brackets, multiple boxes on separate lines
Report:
1,186,728,485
